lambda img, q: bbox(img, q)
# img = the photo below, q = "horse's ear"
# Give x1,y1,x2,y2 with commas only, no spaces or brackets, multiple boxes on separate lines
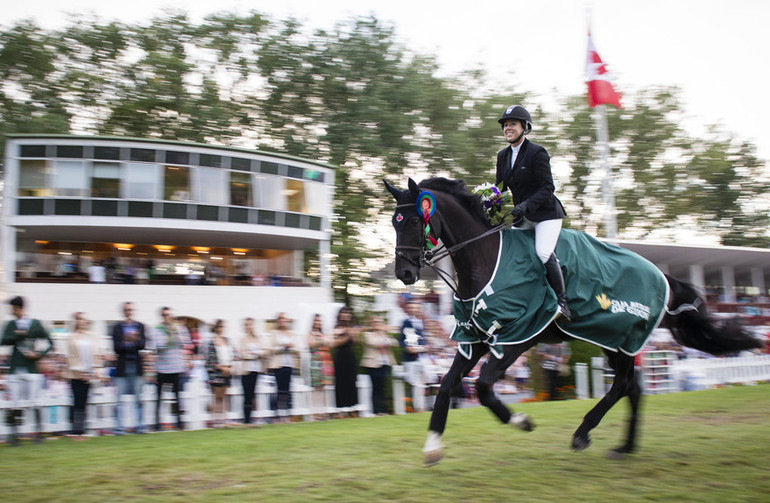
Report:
407,178,420,197
383,179,402,200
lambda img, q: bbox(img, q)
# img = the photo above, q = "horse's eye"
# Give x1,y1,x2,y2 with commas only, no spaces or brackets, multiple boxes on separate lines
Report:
410,217,421,225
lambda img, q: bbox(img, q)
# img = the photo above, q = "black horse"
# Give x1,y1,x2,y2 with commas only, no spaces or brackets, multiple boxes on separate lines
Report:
385,177,760,465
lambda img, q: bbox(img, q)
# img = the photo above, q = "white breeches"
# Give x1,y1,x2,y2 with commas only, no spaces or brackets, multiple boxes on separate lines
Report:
517,218,563,263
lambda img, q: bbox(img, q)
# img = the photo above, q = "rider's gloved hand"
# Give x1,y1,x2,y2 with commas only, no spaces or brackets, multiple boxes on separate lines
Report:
511,203,526,227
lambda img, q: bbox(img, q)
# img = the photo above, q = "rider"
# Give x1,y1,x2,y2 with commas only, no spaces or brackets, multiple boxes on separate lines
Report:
495,105,571,321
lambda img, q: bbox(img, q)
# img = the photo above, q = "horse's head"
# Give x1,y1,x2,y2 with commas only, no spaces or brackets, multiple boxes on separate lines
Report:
384,178,437,285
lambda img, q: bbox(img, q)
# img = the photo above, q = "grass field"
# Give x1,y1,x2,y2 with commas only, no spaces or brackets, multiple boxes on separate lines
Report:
2,384,769,502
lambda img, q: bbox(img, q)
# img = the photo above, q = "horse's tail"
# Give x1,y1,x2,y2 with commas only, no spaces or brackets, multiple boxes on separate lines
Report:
663,274,761,355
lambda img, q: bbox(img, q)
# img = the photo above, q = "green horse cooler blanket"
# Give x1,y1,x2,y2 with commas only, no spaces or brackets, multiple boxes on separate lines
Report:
451,229,669,359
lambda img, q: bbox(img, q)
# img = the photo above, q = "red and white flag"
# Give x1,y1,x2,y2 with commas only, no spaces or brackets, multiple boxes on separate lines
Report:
586,31,622,108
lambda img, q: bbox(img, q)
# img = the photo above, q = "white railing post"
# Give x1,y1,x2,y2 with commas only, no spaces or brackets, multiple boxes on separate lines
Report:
357,373,373,418
392,365,406,415
574,362,590,399
591,356,607,398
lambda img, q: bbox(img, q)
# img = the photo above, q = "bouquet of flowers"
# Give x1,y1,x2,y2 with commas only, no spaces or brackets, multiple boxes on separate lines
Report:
472,182,512,225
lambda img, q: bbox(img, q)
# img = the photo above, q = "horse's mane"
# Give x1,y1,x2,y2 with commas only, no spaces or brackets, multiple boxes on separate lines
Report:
418,177,493,229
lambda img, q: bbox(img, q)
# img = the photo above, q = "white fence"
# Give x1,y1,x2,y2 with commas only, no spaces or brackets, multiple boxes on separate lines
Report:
1,372,402,437
672,354,770,390
574,353,770,399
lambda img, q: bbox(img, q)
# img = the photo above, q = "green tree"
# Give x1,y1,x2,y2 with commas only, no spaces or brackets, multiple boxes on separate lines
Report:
256,16,476,303
0,22,71,160
553,87,769,246
1,13,767,303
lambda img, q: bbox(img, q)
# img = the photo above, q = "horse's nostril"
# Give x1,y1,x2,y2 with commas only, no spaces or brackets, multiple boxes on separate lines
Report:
398,269,417,285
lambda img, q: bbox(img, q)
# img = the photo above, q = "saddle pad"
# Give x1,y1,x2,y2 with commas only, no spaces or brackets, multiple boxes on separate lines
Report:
451,229,669,359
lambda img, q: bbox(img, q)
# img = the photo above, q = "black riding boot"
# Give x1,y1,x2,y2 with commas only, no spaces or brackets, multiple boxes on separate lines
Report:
544,253,572,321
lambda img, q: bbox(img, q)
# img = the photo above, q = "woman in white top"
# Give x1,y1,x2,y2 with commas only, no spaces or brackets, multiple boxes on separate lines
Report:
205,320,233,427
361,316,398,415
65,312,103,440
239,318,265,425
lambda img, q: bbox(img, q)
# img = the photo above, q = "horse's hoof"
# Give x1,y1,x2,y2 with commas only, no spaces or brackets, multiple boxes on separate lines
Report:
511,413,535,432
571,435,592,452
607,446,633,460
424,448,444,467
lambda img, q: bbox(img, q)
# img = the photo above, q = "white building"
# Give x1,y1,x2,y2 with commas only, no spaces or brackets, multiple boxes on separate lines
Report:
1,135,341,345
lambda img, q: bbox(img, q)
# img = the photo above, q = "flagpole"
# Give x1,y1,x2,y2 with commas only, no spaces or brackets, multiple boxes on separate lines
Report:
593,104,617,240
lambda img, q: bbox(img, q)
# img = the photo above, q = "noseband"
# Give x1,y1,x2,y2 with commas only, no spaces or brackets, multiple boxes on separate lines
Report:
394,202,430,269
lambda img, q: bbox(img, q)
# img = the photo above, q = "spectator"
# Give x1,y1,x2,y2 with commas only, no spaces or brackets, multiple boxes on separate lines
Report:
306,314,333,420
206,319,233,428
88,261,106,283
239,317,265,426
2,296,54,445
152,307,190,430
64,312,103,440
266,313,300,423
332,306,360,417
398,300,428,412
423,289,440,316
513,354,531,393
112,302,147,435
361,316,397,415
537,342,571,400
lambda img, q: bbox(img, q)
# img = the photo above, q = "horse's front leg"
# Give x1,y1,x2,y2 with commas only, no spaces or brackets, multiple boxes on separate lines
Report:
424,347,485,466
475,342,537,431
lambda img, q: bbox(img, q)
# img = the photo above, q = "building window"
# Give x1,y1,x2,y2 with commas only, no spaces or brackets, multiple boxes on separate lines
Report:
231,157,251,172
91,162,121,198
199,154,222,168
261,162,279,175
20,145,47,158
304,182,328,215
18,160,50,197
285,179,305,213
165,151,190,165
193,167,224,204
52,160,88,197
126,163,159,199
304,169,324,183
164,165,191,201
130,148,155,162
287,165,304,179
254,175,285,211
230,171,252,207
56,145,84,158
94,146,121,160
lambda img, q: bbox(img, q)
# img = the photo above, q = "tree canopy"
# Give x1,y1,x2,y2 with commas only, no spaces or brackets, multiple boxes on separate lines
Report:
1,12,767,302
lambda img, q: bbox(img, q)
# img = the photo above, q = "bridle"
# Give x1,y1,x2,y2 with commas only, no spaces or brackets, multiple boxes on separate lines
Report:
394,201,514,296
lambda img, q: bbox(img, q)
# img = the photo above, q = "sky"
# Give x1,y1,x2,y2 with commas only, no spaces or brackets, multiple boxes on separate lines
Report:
5,0,770,160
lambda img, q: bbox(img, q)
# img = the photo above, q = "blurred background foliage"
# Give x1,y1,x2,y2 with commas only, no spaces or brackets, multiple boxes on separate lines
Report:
1,12,768,303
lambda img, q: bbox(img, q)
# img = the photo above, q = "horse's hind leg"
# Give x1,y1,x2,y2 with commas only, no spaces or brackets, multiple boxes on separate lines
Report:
609,365,642,459
571,351,634,452
475,342,537,431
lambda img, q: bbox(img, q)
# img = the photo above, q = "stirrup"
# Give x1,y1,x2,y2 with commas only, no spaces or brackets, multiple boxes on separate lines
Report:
557,299,572,322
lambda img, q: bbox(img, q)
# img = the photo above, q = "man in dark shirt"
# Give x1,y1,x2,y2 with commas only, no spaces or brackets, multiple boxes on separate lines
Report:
112,302,147,434
2,296,53,445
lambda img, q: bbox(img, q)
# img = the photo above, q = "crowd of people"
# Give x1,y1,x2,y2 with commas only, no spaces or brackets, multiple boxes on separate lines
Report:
1,294,505,446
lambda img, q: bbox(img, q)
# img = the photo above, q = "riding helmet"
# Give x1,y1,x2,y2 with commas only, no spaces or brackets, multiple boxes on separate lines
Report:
498,105,533,133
